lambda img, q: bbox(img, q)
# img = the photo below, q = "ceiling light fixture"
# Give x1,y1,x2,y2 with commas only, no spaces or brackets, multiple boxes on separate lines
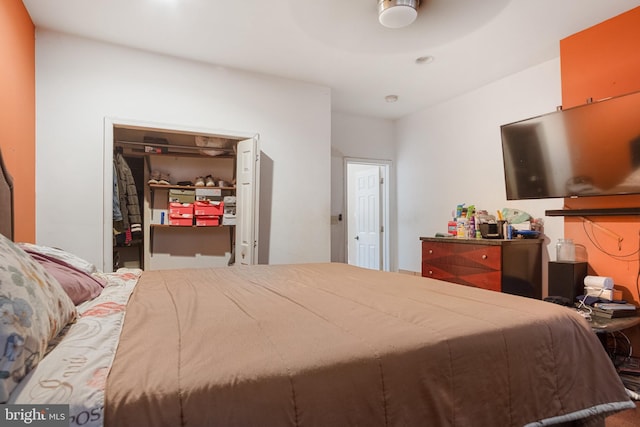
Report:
378,0,420,29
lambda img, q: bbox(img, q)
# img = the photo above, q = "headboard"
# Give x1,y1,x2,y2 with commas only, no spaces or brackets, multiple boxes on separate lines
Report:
0,146,14,241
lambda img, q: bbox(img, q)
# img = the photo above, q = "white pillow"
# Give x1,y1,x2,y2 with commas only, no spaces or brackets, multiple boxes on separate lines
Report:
17,242,98,275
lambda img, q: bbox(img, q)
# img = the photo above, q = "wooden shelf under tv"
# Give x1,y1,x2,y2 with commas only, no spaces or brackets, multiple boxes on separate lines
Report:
545,207,640,217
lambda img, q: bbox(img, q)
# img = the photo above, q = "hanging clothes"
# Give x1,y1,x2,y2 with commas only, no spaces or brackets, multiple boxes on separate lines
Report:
114,152,142,235
113,163,123,222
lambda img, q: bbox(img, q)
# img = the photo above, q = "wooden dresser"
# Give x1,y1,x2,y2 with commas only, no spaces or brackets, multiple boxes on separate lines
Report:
420,237,542,299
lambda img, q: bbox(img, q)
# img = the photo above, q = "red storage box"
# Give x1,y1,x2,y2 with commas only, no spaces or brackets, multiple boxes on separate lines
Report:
169,213,194,220
194,201,223,216
195,215,220,227
168,215,193,226
169,202,194,216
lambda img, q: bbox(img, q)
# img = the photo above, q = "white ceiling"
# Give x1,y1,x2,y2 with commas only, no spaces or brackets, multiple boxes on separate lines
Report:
21,0,640,120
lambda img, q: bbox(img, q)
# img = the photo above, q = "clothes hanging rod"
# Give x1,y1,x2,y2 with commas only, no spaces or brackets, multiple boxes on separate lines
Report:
115,140,235,152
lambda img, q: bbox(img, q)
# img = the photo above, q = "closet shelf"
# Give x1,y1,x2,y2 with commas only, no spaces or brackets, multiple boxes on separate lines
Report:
115,140,235,159
116,139,235,153
150,224,232,229
149,184,235,191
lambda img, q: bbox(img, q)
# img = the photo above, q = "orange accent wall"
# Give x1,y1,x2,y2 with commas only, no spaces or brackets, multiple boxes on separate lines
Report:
560,6,640,355
0,0,35,242
560,6,640,109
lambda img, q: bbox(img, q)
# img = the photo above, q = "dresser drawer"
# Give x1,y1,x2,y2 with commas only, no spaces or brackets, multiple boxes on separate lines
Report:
423,261,502,292
447,269,502,292
422,241,501,270
421,262,456,281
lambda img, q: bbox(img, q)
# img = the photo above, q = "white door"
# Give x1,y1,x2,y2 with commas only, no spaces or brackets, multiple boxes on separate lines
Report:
354,167,381,270
235,136,260,265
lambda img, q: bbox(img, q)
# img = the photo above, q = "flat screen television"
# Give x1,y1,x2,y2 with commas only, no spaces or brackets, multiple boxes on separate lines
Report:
500,90,640,200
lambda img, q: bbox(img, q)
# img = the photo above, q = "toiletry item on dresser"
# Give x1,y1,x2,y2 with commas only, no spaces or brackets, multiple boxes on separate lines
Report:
456,218,468,239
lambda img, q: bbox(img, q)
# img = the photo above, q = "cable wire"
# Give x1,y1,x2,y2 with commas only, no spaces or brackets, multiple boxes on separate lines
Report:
582,220,640,260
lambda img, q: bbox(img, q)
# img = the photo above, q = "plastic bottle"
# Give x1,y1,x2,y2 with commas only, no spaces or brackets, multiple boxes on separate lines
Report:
456,218,468,239
467,205,476,238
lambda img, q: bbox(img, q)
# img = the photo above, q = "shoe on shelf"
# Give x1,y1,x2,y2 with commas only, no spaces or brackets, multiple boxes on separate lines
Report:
148,170,161,184
194,176,205,187
158,173,171,185
205,175,215,187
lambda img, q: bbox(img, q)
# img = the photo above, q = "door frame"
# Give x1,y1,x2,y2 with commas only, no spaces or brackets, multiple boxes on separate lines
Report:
344,157,391,272
102,116,256,272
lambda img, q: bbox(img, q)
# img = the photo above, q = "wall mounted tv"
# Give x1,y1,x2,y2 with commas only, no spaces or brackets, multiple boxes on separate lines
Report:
500,90,640,200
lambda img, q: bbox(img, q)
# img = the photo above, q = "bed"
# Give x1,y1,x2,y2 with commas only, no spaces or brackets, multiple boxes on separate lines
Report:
0,147,635,427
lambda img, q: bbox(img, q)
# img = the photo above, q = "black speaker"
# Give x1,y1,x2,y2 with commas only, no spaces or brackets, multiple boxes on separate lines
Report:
548,261,588,302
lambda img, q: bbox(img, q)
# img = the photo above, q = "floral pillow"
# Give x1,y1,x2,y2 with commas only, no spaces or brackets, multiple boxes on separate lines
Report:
0,234,77,403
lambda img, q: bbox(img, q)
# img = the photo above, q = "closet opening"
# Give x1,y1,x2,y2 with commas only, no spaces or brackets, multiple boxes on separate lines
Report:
103,118,260,272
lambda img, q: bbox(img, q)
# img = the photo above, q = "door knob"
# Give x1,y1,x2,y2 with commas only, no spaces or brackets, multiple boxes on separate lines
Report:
354,236,359,240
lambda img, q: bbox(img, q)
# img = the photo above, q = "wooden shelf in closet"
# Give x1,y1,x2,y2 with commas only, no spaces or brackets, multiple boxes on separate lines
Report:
148,184,236,191
150,224,232,228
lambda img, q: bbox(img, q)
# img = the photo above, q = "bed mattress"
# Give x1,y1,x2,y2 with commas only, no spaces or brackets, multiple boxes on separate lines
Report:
102,263,633,427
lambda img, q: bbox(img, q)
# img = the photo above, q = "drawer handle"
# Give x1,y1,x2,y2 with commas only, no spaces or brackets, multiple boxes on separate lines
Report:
482,254,487,260
429,270,433,275
429,249,433,254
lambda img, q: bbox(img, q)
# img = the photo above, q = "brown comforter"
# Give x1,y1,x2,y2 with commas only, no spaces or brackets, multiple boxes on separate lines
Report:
104,263,633,426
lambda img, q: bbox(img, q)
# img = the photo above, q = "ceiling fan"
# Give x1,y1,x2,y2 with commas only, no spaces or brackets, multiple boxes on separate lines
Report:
378,0,420,29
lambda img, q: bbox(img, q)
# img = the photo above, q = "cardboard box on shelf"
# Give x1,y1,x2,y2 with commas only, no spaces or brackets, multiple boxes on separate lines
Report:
169,213,193,219
169,202,194,216
222,215,237,226
194,201,224,216
168,216,193,226
195,188,222,201
169,189,195,203
195,215,220,227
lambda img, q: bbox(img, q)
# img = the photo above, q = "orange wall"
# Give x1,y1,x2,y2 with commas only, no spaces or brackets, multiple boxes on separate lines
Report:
0,0,35,242
561,6,640,109
560,6,640,354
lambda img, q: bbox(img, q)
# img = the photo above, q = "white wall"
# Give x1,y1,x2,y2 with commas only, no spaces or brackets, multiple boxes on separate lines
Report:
396,58,566,287
331,112,396,268
34,30,331,269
